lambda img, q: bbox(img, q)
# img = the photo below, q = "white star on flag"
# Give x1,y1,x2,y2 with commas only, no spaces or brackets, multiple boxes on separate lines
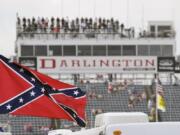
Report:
6,104,12,110
20,68,24,72
19,98,24,103
31,78,35,82
30,91,36,96
73,114,76,118
8,59,13,63
41,87,45,93
73,90,79,96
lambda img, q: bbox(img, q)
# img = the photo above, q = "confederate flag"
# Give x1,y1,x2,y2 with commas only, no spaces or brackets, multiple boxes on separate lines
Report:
0,55,87,127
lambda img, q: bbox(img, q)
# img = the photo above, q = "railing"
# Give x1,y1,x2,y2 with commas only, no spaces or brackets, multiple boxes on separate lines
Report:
16,26,175,40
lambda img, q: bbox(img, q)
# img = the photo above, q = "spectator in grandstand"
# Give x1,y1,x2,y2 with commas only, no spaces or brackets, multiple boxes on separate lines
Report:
26,18,31,32
70,20,75,32
91,108,103,115
125,28,131,38
88,92,97,99
80,17,85,32
128,99,134,108
89,18,93,29
147,97,155,111
114,20,120,33
0,127,4,132
102,18,107,32
96,74,103,80
64,20,69,32
45,17,49,30
108,83,113,93
174,75,179,86
24,122,33,132
124,79,128,87
141,90,147,99
31,17,37,32
107,20,112,33
50,17,55,32
41,17,47,32
142,30,147,37
75,18,80,32
84,17,89,30
110,18,114,32
93,19,98,32
88,92,93,99
148,107,156,122
61,17,65,29
98,18,102,30
37,16,42,30
120,23,124,36
22,17,26,32
17,16,21,25
79,79,84,84
131,27,135,38
91,109,96,115
39,126,50,134
85,80,90,90
53,17,60,33
16,17,22,36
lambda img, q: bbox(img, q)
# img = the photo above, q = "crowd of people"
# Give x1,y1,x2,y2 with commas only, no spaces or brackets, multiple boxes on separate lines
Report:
91,108,103,116
127,87,147,108
108,79,133,93
16,16,136,38
16,16,175,39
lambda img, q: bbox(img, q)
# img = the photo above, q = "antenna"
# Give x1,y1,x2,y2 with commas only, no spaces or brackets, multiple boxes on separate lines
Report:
60,0,64,17
110,0,112,18
78,0,80,17
126,0,129,27
141,0,145,30
93,0,96,18
56,0,59,17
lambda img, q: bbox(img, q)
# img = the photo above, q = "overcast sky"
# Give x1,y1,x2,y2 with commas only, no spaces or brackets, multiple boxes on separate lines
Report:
0,0,179,57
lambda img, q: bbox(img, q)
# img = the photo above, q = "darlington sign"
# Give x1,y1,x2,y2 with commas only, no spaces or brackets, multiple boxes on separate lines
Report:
37,56,157,74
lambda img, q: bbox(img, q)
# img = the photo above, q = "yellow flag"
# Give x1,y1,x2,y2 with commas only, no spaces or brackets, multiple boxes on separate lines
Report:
157,94,166,112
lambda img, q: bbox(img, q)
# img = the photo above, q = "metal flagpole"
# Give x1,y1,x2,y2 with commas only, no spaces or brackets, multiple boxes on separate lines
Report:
126,0,129,27
61,0,64,17
155,73,158,122
93,0,96,18
141,0,145,30
110,0,112,18
78,0,80,17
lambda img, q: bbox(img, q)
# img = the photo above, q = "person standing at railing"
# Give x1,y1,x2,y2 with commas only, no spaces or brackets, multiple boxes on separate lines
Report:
22,17,26,32
75,18,80,32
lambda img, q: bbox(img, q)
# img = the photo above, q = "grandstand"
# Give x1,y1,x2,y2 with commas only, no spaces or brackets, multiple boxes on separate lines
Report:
1,83,180,135
1,16,180,135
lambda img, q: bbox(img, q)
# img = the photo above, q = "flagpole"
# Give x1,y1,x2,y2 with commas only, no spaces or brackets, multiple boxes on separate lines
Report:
155,73,158,122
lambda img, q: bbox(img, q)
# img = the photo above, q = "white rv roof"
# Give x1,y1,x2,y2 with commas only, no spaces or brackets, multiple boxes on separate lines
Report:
95,112,148,127
96,112,147,117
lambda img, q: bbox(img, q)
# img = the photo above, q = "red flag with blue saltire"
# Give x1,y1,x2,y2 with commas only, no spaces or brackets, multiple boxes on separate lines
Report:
0,55,87,127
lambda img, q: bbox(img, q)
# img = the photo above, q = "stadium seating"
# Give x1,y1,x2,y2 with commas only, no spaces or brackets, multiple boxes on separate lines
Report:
1,83,180,134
